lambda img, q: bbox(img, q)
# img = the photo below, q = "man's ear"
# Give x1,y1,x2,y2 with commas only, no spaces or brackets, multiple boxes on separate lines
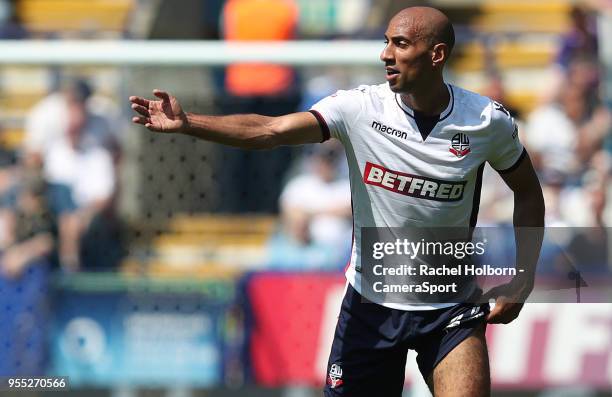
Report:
432,43,448,67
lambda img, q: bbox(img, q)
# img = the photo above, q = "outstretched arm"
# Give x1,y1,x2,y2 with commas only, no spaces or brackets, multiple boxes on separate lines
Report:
129,89,325,149
484,151,545,324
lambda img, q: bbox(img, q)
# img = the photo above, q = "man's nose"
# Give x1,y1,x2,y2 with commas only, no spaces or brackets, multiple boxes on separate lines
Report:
380,44,394,64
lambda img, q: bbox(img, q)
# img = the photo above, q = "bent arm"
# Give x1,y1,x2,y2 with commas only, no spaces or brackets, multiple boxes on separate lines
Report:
183,111,325,149
485,151,545,323
499,151,545,286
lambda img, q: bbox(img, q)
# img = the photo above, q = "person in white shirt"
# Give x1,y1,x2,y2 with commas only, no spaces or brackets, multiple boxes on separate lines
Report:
23,79,118,169
280,143,351,249
129,6,544,397
43,90,116,270
266,142,352,270
525,81,611,182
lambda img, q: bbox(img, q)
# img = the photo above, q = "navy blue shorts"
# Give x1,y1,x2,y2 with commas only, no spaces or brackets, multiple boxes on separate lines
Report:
324,284,489,397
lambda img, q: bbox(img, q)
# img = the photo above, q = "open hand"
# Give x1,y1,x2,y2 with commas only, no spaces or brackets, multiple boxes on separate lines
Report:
129,89,187,133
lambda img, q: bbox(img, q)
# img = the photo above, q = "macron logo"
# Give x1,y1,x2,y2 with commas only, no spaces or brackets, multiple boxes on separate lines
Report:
364,162,466,202
371,121,408,140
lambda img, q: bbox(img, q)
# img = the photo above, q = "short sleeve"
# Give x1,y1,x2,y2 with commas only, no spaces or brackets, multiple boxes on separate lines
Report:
487,101,526,173
309,88,364,142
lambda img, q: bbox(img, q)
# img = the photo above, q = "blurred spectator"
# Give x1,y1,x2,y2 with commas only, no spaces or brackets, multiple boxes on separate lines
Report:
23,78,124,271
576,106,611,163
0,0,28,39
266,216,343,270
558,150,612,227
524,80,611,182
216,0,301,213
0,170,54,279
545,6,601,105
267,142,351,270
525,83,583,180
0,125,19,247
0,169,52,378
42,93,120,271
280,142,351,247
23,79,120,169
565,57,601,111
550,179,609,277
555,6,599,71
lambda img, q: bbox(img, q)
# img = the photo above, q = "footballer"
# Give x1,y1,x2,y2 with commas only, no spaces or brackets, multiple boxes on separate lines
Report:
130,7,544,397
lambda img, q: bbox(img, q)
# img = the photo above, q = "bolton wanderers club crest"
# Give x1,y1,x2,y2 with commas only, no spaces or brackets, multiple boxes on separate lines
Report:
450,133,470,158
327,363,343,388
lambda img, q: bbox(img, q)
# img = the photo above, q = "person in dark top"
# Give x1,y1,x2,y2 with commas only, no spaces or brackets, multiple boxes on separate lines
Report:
0,171,54,279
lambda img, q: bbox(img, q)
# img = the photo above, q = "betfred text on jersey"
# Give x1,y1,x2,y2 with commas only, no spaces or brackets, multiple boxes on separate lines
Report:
364,162,466,202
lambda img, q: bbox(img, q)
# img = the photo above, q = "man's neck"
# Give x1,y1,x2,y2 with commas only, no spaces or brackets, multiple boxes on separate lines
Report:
400,81,450,116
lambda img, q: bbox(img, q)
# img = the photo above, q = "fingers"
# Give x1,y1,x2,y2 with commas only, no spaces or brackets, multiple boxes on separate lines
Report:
486,303,505,324
131,103,149,117
130,98,153,126
129,89,170,106
153,89,170,102
486,300,522,324
132,116,149,125
129,96,150,107
132,116,163,132
129,90,172,133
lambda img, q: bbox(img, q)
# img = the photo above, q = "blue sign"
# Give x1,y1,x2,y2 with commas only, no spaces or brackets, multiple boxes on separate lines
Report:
49,275,240,387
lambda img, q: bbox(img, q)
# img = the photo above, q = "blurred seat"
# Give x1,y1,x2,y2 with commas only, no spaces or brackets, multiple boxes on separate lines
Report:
123,214,278,276
452,41,556,73
0,66,50,149
17,0,134,36
472,1,571,34
0,127,25,149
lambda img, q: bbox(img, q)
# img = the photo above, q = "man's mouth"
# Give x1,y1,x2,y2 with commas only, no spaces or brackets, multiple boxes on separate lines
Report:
385,67,400,82
385,67,399,76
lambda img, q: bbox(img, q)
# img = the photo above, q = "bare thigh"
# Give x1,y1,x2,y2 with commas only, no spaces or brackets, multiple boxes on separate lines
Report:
426,324,490,397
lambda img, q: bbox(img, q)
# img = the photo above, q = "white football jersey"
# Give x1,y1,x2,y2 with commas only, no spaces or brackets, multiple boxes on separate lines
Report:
310,83,525,310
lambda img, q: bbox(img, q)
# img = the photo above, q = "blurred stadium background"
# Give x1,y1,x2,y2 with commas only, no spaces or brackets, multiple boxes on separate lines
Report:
0,0,611,396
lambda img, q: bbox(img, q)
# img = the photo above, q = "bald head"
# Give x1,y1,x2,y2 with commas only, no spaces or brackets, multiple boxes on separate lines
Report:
381,6,455,95
390,7,455,56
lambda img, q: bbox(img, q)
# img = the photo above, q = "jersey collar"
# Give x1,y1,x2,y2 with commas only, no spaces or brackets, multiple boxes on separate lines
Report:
394,84,455,121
